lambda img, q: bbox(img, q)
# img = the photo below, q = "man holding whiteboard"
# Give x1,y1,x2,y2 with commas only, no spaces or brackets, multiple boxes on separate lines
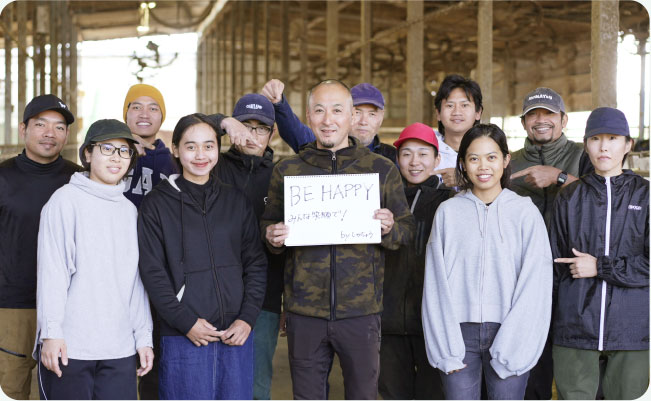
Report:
261,80,414,400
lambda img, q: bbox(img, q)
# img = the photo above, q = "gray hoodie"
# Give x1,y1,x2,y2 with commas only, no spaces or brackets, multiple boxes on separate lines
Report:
34,172,152,360
422,188,552,379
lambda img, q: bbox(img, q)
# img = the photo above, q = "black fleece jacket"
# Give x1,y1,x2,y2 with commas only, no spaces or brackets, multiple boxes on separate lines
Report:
138,174,267,336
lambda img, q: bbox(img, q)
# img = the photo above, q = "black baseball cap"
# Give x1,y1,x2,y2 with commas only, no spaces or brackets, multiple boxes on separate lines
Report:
23,94,75,125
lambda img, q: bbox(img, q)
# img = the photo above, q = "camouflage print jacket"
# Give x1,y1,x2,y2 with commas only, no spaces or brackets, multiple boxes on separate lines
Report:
261,137,415,320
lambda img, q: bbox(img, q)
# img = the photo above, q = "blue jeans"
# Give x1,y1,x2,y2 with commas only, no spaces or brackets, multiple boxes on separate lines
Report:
253,311,280,400
439,323,530,400
159,334,254,400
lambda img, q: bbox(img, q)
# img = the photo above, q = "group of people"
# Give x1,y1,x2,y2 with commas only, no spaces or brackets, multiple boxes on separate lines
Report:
0,73,647,401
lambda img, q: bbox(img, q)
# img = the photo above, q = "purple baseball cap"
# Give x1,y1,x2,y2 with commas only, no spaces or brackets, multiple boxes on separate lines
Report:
351,83,385,110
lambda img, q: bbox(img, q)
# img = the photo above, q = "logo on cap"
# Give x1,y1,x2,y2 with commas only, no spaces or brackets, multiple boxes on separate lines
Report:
246,104,263,110
528,94,553,101
59,102,67,109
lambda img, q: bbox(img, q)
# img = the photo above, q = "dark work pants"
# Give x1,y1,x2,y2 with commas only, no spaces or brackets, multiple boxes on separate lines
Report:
524,332,553,400
138,307,160,400
38,354,137,400
379,334,444,400
286,312,381,400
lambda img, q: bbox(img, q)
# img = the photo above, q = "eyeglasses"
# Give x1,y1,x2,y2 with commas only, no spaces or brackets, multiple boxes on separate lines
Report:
242,123,272,136
90,143,134,159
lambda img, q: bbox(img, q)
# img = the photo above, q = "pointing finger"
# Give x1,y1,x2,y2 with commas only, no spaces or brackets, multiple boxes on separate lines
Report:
554,257,577,264
510,168,532,179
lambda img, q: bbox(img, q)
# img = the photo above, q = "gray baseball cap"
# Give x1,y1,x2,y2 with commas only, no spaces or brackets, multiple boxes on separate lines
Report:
521,87,566,117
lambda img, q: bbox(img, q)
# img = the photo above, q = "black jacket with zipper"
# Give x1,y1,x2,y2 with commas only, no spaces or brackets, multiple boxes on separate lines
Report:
382,175,452,335
138,174,267,336
216,147,285,314
551,170,649,351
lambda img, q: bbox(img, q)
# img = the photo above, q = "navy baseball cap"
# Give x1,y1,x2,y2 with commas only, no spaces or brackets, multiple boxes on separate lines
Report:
23,94,75,125
351,83,385,110
232,94,275,127
584,107,630,139
521,87,566,117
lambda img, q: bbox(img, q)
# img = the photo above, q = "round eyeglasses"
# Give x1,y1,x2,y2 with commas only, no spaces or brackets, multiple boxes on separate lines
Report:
90,143,134,159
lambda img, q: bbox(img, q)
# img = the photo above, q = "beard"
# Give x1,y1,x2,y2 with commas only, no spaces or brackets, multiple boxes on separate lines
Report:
529,124,558,145
531,133,554,145
319,139,335,149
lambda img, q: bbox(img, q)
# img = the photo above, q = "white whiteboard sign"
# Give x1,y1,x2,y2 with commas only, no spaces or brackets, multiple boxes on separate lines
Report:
284,174,381,246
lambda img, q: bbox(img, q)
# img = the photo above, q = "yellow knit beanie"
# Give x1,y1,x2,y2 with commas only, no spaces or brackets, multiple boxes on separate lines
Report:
123,84,166,123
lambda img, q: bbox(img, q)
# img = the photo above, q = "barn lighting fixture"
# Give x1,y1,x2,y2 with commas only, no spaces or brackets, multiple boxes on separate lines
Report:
137,2,157,34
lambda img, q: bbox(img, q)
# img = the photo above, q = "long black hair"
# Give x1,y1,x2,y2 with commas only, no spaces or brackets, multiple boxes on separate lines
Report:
171,113,222,173
455,123,511,191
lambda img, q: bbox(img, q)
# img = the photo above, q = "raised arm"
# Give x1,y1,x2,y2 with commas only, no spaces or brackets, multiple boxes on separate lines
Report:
261,79,315,153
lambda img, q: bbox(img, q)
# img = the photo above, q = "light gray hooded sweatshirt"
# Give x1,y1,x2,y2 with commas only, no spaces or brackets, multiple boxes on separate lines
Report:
34,172,152,360
422,188,552,379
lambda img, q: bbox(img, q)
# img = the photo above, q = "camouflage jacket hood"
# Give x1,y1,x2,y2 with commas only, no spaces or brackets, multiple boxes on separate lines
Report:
261,137,415,320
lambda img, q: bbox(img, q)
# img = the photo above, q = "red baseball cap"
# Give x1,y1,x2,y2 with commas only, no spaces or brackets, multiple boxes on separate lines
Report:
393,122,439,150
